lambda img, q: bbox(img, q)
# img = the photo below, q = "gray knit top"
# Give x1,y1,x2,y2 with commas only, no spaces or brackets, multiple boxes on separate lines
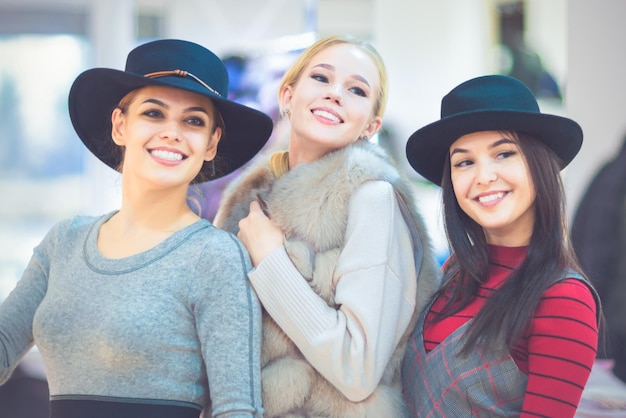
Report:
0,212,263,417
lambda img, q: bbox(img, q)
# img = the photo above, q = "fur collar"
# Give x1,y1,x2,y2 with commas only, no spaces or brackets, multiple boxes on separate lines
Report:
215,141,440,417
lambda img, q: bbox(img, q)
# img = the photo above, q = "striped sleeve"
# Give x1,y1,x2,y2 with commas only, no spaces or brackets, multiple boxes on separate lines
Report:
519,278,598,417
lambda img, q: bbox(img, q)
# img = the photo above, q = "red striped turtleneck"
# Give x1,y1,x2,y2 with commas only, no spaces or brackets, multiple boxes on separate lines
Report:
423,245,598,417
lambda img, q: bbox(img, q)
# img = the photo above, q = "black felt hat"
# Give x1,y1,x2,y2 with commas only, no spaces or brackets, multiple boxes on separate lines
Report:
406,75,583,185
69,39,273,180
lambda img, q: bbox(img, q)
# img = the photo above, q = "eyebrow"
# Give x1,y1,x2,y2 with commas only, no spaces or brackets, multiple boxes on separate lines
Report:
312,63,371,87
450,137,516,157
142,98,209,115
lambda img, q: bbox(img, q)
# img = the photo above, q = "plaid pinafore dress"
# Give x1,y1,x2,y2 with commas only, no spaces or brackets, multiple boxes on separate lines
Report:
401,271,592,417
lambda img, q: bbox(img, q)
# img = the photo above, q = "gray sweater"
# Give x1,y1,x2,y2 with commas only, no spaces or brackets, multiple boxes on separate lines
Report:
0,212,263,417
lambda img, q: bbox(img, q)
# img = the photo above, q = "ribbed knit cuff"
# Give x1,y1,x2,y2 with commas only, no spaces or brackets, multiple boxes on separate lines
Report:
248,246,334,339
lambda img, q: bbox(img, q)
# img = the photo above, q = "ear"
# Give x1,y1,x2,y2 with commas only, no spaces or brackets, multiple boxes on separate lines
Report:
111,107,126,146
278,84,294,115
362,116,383,139
204,127,222,162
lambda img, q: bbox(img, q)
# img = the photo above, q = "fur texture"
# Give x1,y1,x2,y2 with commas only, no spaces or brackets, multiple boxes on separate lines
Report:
215,141,440,417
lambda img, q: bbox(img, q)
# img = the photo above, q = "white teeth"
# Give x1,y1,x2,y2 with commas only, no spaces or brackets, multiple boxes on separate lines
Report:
478,192,504,203
151,150,183,161
313,110,341,123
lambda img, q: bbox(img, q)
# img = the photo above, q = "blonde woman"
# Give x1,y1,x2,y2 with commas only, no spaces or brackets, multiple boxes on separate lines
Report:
215,35,440,417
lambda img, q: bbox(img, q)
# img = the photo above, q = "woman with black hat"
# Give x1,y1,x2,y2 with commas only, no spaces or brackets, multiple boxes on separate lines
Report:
0,39,273,417
402,75,600,417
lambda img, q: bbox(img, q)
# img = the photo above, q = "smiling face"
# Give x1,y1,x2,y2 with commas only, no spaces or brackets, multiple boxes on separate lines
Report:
111,85,221,189
279,43,382,164
449,130,536,246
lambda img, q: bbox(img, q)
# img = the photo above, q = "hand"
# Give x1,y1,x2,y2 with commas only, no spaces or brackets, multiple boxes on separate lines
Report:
238,200,285,266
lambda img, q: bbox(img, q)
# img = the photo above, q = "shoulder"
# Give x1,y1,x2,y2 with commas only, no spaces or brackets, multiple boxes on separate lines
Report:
544,277,596,305
31,214,105,264
40,214,105,244
192,220,246,254
545,276,593,294
538,277,598,321
348,181,401,223
345,181,411,250
528,277,599,348
194,221,251,266
350,179,420,212
351,180,395,202
186,223,254,301
345,142,402,183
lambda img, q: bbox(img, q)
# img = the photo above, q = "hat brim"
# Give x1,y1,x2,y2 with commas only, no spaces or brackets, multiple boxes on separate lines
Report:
406,110,583,185
68,68,273,180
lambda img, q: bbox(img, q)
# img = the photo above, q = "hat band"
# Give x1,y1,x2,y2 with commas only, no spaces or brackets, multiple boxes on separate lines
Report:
144,69,222,97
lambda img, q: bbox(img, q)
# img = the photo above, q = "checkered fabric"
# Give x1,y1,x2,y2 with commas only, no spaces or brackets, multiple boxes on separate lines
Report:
401,271,590,417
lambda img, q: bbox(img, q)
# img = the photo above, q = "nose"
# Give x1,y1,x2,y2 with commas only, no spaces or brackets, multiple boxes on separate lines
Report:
325,83,343,105
159,120,182,142
476,160,497,184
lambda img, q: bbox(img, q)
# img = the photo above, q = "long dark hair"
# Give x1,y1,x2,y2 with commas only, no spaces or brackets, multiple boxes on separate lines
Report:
434,131,588,353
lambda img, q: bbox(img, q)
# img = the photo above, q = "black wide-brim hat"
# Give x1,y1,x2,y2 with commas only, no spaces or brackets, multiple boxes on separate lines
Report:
69,39,273,180
405,75,583,185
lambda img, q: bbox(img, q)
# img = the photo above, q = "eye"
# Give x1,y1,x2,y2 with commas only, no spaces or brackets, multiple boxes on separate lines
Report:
496,150,517,159
349,86,367,97
454,159,473,168
143,109,164,118
311,73,329,83
185,116,207,127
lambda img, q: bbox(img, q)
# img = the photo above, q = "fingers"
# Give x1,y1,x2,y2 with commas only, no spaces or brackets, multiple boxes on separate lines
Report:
237,199,283,267
249,199,262,212
238,200,265,237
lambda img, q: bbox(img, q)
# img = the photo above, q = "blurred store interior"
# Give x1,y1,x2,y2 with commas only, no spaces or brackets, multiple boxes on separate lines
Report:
0,0,625,407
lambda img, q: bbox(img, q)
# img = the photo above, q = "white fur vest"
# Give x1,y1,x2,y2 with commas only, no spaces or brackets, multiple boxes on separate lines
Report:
216,141,440,418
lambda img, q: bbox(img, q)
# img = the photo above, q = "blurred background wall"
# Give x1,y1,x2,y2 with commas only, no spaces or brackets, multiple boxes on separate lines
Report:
0,0,624,346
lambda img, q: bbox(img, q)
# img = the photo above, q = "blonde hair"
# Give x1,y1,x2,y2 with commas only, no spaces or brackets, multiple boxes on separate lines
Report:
279,34,388,119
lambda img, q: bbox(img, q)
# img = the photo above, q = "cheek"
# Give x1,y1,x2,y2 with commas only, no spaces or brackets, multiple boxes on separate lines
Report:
190,132,210,149
524,180,537,205
291,86,312,105
509,166,534,195
354,102,375,122
198,130,217,154
450,172,470,199
125,121,155,142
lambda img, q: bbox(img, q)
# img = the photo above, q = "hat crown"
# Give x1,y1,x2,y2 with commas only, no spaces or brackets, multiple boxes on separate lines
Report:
125,39,228,97
441,75,539,118
405,74,583,185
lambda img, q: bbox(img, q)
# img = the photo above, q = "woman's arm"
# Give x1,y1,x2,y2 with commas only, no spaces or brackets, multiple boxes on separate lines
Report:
520,278,598,417
195,232,263,417
0,231,53,384
247,181,418,401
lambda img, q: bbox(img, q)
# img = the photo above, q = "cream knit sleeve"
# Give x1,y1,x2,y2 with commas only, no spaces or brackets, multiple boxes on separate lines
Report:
247,180,417,401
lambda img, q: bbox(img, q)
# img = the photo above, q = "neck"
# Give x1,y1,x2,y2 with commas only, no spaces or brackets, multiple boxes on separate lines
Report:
115,181,198,233
98,186,199,259
484,226,532,247
287,147,320,168
287,135,337,168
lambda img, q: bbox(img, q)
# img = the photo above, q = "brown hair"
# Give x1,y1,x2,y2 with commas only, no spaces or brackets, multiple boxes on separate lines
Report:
435,131,597,353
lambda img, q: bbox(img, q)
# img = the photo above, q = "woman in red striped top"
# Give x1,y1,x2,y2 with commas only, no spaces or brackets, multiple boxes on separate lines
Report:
401,75,600,417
